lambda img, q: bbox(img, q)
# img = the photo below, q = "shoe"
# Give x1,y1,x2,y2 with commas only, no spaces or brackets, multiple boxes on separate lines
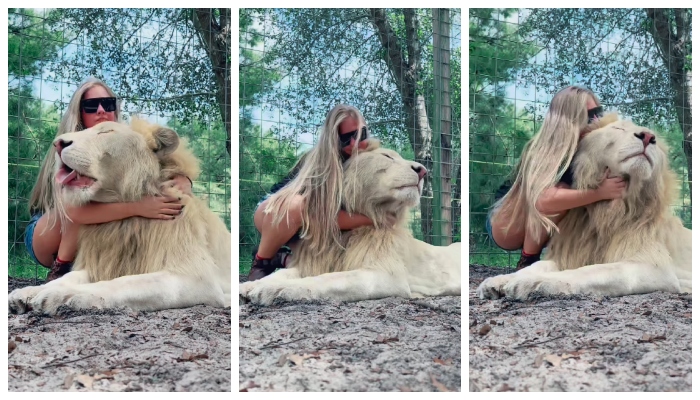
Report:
45,259,73,282
247,247,292,282
515,253,540,272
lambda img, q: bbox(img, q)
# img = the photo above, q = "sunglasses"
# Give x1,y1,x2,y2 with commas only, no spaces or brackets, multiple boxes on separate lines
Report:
81,97,117,114
339,126,368,148
588,106,604,123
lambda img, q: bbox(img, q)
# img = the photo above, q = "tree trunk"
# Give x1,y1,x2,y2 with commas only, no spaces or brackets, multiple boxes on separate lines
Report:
645,8,692,198
433,8,453,245
370,8,435,242
193,8,232,156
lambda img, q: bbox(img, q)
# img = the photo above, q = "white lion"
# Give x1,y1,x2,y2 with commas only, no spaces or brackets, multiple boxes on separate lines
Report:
9,119,231,315
477,114,692,301
240,141,461,306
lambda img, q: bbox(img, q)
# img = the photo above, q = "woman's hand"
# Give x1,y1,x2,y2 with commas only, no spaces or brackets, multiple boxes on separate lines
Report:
161,175,193,195
134,195,183,220
595,169,627,201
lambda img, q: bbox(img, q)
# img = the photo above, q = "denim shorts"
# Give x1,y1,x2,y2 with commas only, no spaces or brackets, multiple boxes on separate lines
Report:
24,213,47,267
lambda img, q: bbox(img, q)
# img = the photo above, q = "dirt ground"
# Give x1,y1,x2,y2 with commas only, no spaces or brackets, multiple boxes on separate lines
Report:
7,277,232,392
238,274,462,392
468,264,692,392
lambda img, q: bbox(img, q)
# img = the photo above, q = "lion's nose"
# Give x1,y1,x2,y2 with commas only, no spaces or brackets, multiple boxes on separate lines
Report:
634,131,656,147
53,139,73,157
412,164,427,180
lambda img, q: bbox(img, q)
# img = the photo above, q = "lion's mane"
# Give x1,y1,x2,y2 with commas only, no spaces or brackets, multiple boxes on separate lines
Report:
71,118,230,283
546,113,682,271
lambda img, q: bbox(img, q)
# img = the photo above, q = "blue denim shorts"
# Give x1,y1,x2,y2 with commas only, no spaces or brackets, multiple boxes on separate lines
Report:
24,213,47,267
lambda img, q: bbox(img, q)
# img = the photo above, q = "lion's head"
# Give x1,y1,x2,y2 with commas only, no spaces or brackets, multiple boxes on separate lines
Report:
52,118,199,207
342,140,427,225
573,114,670,192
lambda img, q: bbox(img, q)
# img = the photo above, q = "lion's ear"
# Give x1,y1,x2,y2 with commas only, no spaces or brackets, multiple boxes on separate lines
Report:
153,128,180,158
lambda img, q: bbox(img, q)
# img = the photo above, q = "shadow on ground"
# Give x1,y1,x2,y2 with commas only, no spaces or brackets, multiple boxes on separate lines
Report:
8,277,231,392
469,264,692,392
238,275,461,392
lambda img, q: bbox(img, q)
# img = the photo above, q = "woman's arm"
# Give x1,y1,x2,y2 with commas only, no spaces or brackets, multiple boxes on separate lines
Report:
65,195,183,225
64,202,139,225
337,210,374,230
535,185,602,215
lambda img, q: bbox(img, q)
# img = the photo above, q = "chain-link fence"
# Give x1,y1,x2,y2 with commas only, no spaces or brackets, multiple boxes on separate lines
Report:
469,8,692,269
8,8,231,281
239,8,462,273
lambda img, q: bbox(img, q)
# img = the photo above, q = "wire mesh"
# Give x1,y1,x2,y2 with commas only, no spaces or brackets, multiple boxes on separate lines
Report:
469,8,692,270
239,8,462,273
8,8,231,281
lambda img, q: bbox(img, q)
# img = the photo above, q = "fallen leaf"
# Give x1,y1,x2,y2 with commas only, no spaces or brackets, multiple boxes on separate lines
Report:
177,351,208,362
434,357,453,366
534,353,545,368
9,340,17,353
181,326,193,333
75,374,94,389
63,373,75,390
14,336,23,343
497,383,513,392
544,354,562,367
478,324,491,336
430,374,450,392
373,335,399,344
399,386,412,392
642,310,652,316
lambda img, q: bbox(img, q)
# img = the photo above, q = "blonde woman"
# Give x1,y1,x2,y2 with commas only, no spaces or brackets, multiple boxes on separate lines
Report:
486,85,627,270
25,77,192,281
248,104,384,281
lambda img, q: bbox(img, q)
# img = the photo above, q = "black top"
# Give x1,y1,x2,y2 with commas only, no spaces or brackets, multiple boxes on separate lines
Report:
495,164,574,202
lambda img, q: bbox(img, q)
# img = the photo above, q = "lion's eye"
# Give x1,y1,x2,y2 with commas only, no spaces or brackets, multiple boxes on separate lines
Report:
383,154,393,160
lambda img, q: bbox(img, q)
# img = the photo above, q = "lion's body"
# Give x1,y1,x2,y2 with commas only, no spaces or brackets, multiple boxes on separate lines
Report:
240,143,461,305
478,114,692,300
9,119,231,315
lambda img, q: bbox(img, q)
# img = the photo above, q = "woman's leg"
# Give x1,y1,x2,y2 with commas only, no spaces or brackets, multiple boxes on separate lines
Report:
248,195,304,281
30,214,80,280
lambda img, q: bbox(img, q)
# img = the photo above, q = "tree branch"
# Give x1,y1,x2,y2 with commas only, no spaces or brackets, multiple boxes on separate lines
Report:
369,8,408,99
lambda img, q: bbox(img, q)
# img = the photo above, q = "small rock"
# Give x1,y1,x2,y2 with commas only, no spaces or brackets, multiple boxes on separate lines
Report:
478,324,491,336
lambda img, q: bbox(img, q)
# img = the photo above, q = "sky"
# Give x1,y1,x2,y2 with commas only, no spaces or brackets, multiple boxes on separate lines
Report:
242,9,463,150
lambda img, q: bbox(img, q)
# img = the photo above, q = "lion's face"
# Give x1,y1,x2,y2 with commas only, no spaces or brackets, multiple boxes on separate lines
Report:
575,119,667,184
343,146,427,215
53,121,179,205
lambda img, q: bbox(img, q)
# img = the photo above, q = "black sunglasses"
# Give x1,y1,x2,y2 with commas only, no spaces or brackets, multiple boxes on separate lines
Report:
588,106,604,123
81,97,117,114
339,126,368,148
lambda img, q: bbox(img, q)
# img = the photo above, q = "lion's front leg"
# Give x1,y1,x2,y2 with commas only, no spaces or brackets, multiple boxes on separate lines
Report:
9,270,90,314
239,268,301,304
245,269,411,306
502,261,681,300
29,271,227,315
477,260,559,300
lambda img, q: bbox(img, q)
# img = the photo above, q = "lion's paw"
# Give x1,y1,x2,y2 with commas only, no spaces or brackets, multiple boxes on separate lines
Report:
8,285,46,314
247,283,312,306
29,287,105,315
476,274,515,300
502,276,571,300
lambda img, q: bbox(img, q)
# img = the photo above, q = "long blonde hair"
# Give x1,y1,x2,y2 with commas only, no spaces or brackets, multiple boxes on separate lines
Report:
494,85,601,239
263,104,367,252
28,77,121,230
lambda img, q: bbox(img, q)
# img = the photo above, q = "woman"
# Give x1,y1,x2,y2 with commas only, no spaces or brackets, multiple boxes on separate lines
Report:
486,85,627,270
26,77,192,281
248,104,387,281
